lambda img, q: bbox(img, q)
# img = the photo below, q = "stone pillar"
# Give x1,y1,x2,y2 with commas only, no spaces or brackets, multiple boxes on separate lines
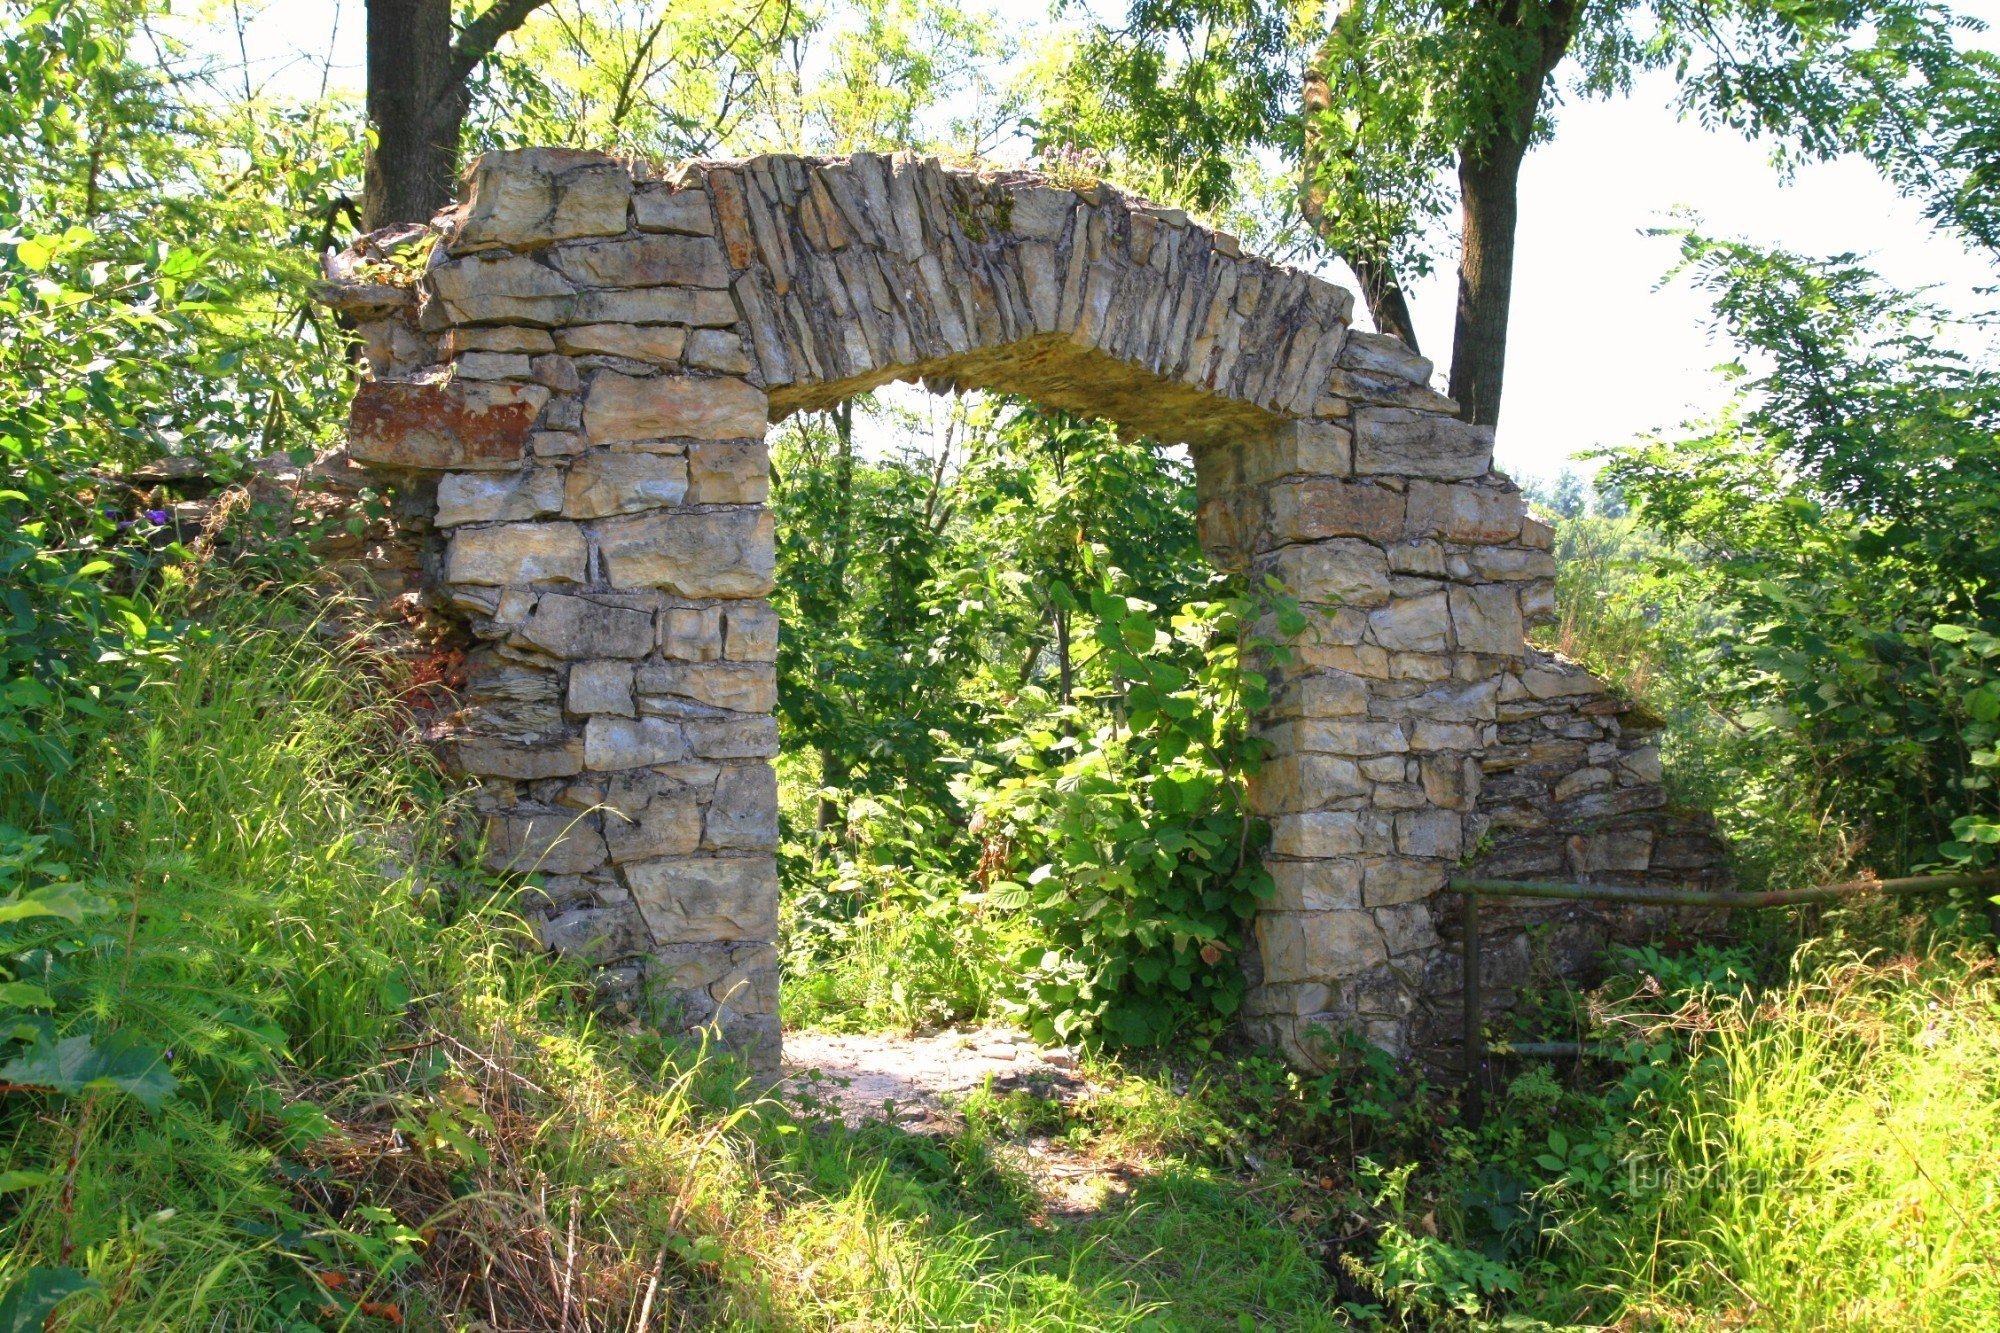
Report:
1198,332,1548,1062
338,149,781,1069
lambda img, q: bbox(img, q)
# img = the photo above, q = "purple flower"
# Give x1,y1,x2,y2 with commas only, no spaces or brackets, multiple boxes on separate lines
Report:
145,508,170,524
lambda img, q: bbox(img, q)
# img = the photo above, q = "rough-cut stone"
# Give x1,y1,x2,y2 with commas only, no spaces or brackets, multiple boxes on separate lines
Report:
435,467,564,525
1268,540,1391,607
596,509,775,596
569,288,738,327
686,440,769,504
520,593,655,659
686,328,754,374
455,148,632,250
447,326,556,356
453,733,585,780
568,660,636,716
1257,911,1386,985
564,452,690,518
550,234,731,289
705,764,778,850
626,855,778,942
661,606,724,661
349,380,550,471
1404,481,1522,543
1448,584,1524,656
429,253,578,326
722,602,779,660
633,186,717,235
446,522,587,586
585,373,768,443
605,791,703,863
1367,591,1450,653
556,323,687,364
1352,408,1494,480
1263,479,1403,545
585,715,688,769
455,351,534,380
484,809,607,875
634,661,776,714
1238,420,1352,485
685,715,779,758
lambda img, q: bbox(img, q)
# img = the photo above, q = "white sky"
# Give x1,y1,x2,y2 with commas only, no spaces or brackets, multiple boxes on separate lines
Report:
179,0,1999,484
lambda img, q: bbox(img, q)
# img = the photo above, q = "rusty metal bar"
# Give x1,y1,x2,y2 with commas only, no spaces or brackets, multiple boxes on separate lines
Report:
1447,869,2000,1117
1446,869,2000,910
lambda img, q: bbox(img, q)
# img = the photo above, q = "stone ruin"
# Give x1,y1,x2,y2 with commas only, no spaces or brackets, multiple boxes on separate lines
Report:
317,147,1732,1073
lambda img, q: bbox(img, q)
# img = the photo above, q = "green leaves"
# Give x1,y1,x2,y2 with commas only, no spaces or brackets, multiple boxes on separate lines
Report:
0,1032,177,1108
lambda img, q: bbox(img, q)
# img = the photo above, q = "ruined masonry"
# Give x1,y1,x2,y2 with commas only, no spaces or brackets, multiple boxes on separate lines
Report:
320,147,1730,1073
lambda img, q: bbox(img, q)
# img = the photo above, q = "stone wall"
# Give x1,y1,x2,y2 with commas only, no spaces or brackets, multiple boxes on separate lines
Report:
317,146,1730,1072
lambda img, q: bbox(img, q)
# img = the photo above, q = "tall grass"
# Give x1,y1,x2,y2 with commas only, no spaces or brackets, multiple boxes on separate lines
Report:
1543,941,2000,1329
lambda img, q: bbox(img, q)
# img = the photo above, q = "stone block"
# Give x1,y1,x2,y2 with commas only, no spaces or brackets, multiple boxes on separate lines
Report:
1394,809,1462,858
596,509,775,597
536,904,649,965
1362,857,1445,907
435,467,564,526
1367,591,1450,652
1403,481,1522,543
350,379,550,471
685,715,779,758
1463,547,1557,582
1408,720,1482,752
1239,420,1352,486
563,452,690,518
1338,329,1431,382
1553,766,1614,801
429,252,578,326
1270,809,1395,858
483,809,607,875
1519,663,1601,699
556,323,687,365
1352,407,1494,480
1262,479,1404,545
1568,828,1655,874
455,351,534,380
455,148,631,250
567,660,636,717
723,602,779,661
687,328,754,374
1448,584,1523,656
585,373,768,443
453,732,585,780
1267,540,1391,607
532,430,587,458
446,522,587,586
1373,902,1437,957
1250,753,1368,814
686,440,770,504
1269,671,1369,719
519,593,655,659
704,763,779,850
1387,540,1445,576
550,234,730,288
633,186,717,235
634,661,776,714
626,855,778,943
584,715,688,769
1264,859,1364,912
605,791,703,863
1256,910,1387,985
446,326,556,356
662,606,724,661
1288,718,1409,756
570,288,739,327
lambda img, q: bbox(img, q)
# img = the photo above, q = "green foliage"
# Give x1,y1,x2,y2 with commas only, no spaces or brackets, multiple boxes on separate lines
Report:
1598,233,2000,884
961,584,1294,1046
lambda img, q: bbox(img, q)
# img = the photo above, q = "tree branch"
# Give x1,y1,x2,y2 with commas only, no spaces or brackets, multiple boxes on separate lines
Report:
449,0,553,89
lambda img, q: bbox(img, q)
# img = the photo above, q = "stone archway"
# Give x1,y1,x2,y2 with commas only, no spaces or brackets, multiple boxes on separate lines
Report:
322,147,1726,1072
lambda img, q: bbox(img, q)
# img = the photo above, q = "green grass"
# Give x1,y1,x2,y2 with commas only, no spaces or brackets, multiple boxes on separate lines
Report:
7,589,1998,1329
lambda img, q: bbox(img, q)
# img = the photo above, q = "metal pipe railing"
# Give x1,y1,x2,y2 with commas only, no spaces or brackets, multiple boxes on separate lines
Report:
1445,867,2000,1126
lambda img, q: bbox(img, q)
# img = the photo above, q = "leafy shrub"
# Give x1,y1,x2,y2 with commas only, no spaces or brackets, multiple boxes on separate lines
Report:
958,583,1298,1047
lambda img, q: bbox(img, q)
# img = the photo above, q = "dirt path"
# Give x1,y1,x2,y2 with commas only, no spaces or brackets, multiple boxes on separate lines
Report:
780,1025,1084,1130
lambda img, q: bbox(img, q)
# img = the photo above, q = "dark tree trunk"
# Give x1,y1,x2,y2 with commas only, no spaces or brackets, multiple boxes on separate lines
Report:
364,0,461,229
1447,138,1527,427
362,0,553,230
817,401,856,841
1347,251,1422,351
1442,0,1583,427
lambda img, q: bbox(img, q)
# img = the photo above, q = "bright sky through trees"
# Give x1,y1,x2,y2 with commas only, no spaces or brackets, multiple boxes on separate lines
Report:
178,0,1998,483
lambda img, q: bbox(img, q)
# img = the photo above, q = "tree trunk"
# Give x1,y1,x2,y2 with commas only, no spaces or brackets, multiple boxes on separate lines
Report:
363,0,553,230
363,0,463,229
1447,138,1527,427
817,401,857,840
1346,251,1422,351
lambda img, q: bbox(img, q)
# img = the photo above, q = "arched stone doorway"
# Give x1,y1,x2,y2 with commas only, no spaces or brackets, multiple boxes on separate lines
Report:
324,148,1716,1072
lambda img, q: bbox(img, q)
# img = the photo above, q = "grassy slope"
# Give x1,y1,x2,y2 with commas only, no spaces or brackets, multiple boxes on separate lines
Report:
4,600,1997,1329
